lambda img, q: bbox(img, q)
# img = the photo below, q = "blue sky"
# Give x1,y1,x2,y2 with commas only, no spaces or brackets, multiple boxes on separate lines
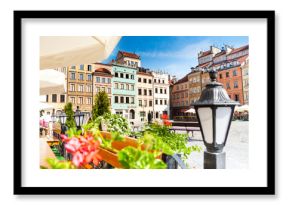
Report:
103,36,248,79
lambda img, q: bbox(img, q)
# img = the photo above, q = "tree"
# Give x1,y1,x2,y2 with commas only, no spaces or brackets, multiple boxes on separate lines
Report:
64,102,76,128
92,91,111,120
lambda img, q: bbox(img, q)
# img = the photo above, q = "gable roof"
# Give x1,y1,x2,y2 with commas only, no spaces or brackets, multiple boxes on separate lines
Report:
118,51,140,59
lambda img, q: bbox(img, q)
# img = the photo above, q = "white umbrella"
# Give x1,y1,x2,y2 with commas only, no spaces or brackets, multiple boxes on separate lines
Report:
40,36,121,69
40,69,66,95
39,102,54,111
185,108,196,113
235,104,249,112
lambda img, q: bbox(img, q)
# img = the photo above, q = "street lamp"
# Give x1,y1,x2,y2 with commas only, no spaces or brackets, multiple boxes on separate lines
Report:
58,111,67,134
193,69,239,169
74,107,85,130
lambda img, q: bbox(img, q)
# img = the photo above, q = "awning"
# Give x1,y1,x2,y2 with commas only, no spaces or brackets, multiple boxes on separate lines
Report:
40,69,66,95
40,36,121,69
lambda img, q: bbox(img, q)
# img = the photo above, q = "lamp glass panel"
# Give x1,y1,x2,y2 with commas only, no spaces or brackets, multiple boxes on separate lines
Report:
215,107,232,144
197,107,213,144
80,115,84,125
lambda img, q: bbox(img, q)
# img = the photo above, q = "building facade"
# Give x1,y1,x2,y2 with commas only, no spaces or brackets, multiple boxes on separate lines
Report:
111,64,138,125
92,67,113,107
152,71,170,120
115,51,141,68
241,57,249,104
66,64,94,112
137,68,154,122
188,71,202,105
171,75,189,119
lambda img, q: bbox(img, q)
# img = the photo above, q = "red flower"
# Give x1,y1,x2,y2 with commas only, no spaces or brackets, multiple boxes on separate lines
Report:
62,134,102,168
161,114,168,120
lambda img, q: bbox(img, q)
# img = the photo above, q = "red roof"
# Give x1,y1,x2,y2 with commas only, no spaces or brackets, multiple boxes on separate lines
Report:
137,71,153,76
94,68,112,75
198,50,212,58
229,45,249,55
118,51,140,59
174,75,188,85
197,61,211,68
214,50,226,58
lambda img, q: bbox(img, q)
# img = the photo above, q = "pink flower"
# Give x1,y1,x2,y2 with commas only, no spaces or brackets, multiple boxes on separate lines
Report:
72,151,84,167
65,137,81,153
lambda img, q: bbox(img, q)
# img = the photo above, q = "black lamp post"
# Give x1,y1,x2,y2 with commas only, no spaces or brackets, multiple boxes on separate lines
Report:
74,107,85,130
193,69,239,169
58,111,67,134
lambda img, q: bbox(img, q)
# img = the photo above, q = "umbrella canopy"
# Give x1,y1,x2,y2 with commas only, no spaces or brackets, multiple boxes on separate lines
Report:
40,69,66,95
40,36,121,69
235,104,249,112
39,102,54,111
185,108,196,113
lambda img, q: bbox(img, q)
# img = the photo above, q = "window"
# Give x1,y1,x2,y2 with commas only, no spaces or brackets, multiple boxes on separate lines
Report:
155,100,158,105
160,88,163,94
154,79,157,83
149,100,153,107
138,89,142,95
101,87,105,92
71,65,76,69
120,73,124,78
226,72,229,78
70,72,75,80
126,84,129,90
96,77,100,83
138,78,141,82
234,81,238,88
115,83,118,89
96,86,100,93
235,94,239,102
139,100,142,106
131,75,134,80
108,78,111,84
108,88,111,93
164,89,167,94
226,82,230,89
131,97,134,104
87,74,92,81
144,89,147,96
52,94,57,102
126,74,129,79
155,88,158,93
233,70,237,76
131,85,134,91
143,78,147,83
219,73,223,79
115,72,119,77
79,73,84,80
87,85,92,92
149,79,152,84
79,97,83,104
121,84,124,90
102,78,106,83
120,96,124,103
162,80,165,84
158,79,161,83
160,100,163,105
144,100,147,107
87,65,92,71
60,95,65,103
115,96,118,103
70,84,75,91
78,84,84,92
149,90,152,96
87,97,92,105
164,100,167,105
80,64,84,70
126,97,129,104
70,97,75,104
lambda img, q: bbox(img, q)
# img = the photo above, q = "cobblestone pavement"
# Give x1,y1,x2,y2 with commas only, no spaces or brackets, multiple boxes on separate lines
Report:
184,120,249,169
